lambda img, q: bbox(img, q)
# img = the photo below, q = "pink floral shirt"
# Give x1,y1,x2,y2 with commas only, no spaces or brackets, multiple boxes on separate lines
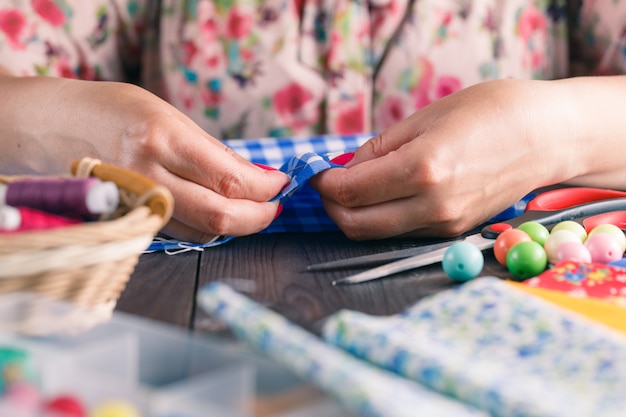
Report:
0,0,625,139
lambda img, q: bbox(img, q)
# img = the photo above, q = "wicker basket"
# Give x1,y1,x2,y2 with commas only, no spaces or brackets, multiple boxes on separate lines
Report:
0,158,174,335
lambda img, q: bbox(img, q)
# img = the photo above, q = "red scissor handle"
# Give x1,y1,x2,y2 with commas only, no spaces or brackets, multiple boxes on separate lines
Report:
481,188,626,239
583,210,626,232
526,187,626,211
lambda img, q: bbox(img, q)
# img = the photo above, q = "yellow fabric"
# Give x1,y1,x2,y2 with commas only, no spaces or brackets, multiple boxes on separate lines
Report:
508,281,626,336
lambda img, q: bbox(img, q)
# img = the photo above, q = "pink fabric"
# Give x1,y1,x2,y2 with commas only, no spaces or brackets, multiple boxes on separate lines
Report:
0,1,624,140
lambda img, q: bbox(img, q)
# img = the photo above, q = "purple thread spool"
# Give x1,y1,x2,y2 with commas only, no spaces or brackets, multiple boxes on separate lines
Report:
0,178,119,218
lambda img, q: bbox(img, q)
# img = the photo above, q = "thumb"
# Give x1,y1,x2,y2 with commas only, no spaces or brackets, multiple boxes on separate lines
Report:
349,112,424,166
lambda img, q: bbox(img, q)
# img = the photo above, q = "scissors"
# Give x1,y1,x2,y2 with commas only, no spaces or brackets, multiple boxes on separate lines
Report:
322,187,626,286
306,238,463,271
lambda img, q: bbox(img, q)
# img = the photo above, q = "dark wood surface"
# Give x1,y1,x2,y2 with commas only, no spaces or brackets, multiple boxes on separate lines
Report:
116,250,200,327
117,231,510,333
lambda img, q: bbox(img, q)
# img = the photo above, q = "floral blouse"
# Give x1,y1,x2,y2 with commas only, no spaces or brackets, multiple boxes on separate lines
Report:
0,0,625,140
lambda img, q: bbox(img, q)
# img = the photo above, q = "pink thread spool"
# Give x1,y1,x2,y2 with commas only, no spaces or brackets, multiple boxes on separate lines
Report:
0,178,119,219
0,205,81,233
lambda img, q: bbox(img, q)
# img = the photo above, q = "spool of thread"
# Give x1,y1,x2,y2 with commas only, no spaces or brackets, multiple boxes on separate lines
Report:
0,177,119,218
0,205,81,232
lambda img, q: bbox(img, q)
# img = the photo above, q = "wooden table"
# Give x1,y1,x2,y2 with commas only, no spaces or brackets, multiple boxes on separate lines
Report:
116,231,510,333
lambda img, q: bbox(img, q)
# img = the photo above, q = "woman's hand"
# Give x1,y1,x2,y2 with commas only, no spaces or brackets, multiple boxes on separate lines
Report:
0,73,289,242
312,77,626,240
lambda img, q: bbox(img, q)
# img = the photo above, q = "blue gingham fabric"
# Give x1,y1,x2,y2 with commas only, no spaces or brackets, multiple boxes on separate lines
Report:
267,151,348,232
227,134,370,168
147,134,371,252
147,134,531,252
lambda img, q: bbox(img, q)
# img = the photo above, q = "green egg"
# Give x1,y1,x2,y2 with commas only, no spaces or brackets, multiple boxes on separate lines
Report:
517,221,550,246
506,240,548,281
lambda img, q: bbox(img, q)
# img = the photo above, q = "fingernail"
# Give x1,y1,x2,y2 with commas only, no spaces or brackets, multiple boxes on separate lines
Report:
330,152,354,166
274,203,283,219
253,162,277,171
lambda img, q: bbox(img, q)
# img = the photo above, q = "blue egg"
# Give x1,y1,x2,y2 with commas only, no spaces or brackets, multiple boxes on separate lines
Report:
442,241,484,281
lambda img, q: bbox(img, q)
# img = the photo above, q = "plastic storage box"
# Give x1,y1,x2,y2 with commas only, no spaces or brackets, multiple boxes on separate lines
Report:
0,309,353,417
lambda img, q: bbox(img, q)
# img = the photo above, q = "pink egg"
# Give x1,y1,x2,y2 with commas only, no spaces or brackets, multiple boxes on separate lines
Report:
3,382,41,409
584,233,624,264
554,241,592,264
544,229,580,263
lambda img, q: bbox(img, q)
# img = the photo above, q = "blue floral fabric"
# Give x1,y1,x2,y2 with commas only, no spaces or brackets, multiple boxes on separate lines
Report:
197,281,489,417
322,278,626,417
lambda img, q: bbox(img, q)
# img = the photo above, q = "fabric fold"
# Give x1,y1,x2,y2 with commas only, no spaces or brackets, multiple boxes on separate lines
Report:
146,133,532,252
197,281,489,417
